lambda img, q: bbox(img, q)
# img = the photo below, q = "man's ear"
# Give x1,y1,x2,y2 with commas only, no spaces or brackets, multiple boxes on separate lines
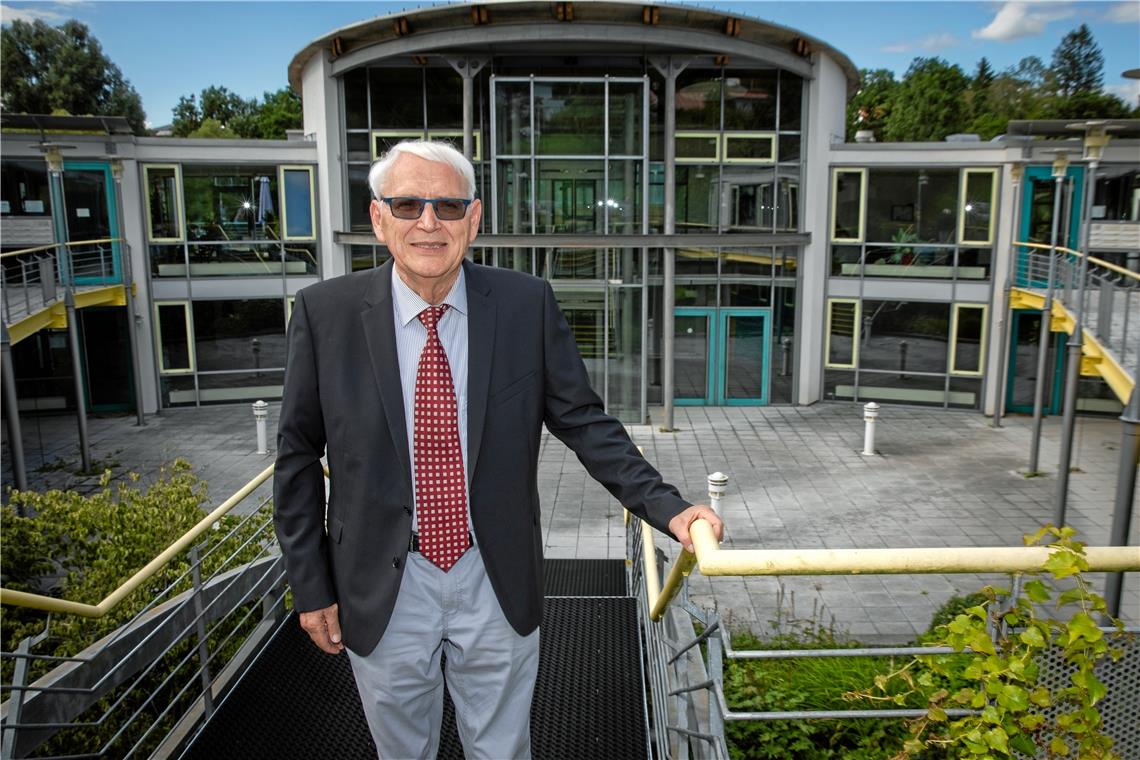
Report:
370,199,386,244
467,199,483,245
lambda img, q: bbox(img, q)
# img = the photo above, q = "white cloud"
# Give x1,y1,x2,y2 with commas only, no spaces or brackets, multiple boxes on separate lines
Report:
972,2,1076,41
0,3,68,24
880,33,959,55
1104,1,1140,24
1105,80,1140,105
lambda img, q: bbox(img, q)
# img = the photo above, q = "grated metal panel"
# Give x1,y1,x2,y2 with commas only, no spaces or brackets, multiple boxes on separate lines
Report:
544,558,627,596
182,563,645,759
1029,633,1140,759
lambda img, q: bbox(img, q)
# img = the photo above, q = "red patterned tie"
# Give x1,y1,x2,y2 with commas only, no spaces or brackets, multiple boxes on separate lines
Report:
413,305,468,571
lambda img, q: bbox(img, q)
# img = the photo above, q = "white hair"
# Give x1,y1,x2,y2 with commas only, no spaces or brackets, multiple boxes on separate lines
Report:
367,139,476,200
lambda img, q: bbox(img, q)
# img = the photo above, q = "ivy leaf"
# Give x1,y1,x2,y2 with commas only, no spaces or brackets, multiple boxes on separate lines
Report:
998,684,1029,712
1019,712,1046,730
1050,736,1071,755
984,726,1010,754
1056,587,1087,607
928,705,948,722
1071,670,1108,705
1023,579,1050,602
1067,613,1104,645
970,630,997,656
903,739,925,754
1043,549,1083,579
1011,733,1037,755
1030,686,1052,707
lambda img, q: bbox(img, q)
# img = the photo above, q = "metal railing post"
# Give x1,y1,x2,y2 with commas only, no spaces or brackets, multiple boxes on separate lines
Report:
189,544,216,719
64,290,92,473
1,323,29,493
1030,167,1066,474
1,637,33,760
1104,385,1139,621
706,614,726,759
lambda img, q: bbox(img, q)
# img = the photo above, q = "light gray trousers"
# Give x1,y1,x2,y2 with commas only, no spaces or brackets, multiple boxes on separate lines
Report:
347,543,540,760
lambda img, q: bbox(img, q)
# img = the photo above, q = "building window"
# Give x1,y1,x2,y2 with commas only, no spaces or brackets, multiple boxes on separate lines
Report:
155,301,194,373
1,160,51,220
143,164,184,242
831,169,866,242
723,132,776,163
279,165,316,241
825,298,860,368
950,303,987,376
959,168,997,245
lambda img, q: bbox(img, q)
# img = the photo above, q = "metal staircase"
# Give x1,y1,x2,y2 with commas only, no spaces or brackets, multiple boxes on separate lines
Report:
178,559,649,759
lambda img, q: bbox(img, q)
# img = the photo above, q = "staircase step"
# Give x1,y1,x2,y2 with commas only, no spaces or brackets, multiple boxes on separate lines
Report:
543,558,627,596
182,561,646,760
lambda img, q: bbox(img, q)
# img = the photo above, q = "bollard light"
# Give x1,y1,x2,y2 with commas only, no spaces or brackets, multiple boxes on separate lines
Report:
862,402,880,456
707,471,728,517
253,400,269,455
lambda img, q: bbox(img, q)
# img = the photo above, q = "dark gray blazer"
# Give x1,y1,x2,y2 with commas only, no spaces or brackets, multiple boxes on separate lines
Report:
273,259,689,655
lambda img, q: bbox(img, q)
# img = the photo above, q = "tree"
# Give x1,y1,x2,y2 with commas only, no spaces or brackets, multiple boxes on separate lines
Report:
1051,24,1104,97
846,68,898,140
0,19,147,134
883,58,970,142
170,85,300,139
972,57,995,90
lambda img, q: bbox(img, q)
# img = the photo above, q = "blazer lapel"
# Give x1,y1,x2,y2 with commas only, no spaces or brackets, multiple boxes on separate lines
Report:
361,261,412,485
464,260,495,480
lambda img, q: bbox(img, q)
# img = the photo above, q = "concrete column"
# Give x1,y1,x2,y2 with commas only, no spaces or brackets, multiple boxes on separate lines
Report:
1104,386,1139,621
111,161,146,426
64,290,92,473
1,323,28,493
1028,172,1065,473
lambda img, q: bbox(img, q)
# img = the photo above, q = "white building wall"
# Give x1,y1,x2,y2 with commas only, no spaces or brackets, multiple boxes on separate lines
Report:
301,52,347,281
798,51,848,405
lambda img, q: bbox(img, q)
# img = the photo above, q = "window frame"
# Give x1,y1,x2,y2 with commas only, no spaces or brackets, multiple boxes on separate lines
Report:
949,302,988,376
278,165,317,242
427,130,483,161
825,297,861,369
142,163,185,243
722,132,776,164
154,300,195,374
830,168,867,243
371,129,427,160
958,168,998,245
675,131,722,163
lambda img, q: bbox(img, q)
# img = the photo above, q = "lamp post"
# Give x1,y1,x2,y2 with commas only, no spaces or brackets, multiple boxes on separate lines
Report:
1055,122,1112,526
1027,150,1069,474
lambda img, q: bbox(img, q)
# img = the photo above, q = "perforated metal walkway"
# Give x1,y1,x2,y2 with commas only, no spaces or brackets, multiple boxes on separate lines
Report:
180,559,647,759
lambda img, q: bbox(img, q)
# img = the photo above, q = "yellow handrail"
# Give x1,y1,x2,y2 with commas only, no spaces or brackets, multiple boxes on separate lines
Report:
644,519,1140,622
0,238,125,260
0,464,275,618
1013,240,1140,282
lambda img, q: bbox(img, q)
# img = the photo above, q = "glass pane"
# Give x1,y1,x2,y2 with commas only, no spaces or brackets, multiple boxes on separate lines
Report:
543,248,602,279
607,284,642,422
860,301,949,374
495,82,531,155
151,244,185,278
832,171,862,240
865,168,958,244
831,244,861,276
608,82,643,156
778,134,800,164
553,285,605,391
723,171,773,231
962,171,994,242
607,159,641,234
193,299,286,372
283,242,318,275
1,159,51,219
350,244,376,272
676,135,718,161
183,165,278,242
723,315,765,399
770,283,797,404
425,67,463,128
198,370,285,404
958,247,992,280
779,72,803,130
721,283,770,307
146,166,181,239
500,247,534,274
858,370,948,407
676,165,719,232
675,314,709,400
948,377,981,409
343,67,368,129
606,247,642,284
157,304,190,371
953,306,985,373
724,72,777,130
675,71,720,130
348,164,372,232
282,168,314,239
827,301,857,366
864,244,953,278
346,132,370,162
535,82,604,155
161,374,196,406
725,135,774,161
370,67,422,128
186,242,288,276
496,160,533,234
63,169,111,242
536,160,603,233
777,176,799,231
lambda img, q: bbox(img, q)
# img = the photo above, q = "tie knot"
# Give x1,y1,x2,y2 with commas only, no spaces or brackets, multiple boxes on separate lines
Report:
417,304,449,331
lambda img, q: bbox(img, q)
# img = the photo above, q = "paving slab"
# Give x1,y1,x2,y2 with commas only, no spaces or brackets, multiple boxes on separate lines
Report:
3,401,1137,642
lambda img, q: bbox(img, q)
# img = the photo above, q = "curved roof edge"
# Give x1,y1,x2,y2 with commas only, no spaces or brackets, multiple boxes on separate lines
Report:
288,0,859,94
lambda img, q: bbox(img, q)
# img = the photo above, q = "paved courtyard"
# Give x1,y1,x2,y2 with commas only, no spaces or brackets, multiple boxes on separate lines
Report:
3,401,1137,642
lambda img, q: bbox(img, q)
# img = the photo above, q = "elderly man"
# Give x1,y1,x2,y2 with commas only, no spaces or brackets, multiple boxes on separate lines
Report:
274,139,722,759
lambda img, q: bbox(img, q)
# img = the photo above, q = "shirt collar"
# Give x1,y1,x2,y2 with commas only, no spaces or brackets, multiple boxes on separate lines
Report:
392,265,468,327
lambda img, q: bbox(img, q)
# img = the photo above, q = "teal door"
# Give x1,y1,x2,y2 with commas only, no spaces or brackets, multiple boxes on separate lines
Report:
675,307,770,405
63,161,122,285
1018,164,1084,287
1006,309,1065,415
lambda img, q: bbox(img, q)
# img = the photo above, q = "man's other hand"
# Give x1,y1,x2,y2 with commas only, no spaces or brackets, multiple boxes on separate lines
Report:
668,505,724,553
299,603,345,654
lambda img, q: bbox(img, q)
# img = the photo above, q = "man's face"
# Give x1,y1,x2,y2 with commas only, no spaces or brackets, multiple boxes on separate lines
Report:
370,154,482,302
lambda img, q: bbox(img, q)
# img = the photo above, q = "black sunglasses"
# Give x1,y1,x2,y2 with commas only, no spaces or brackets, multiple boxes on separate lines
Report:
381,196,473,221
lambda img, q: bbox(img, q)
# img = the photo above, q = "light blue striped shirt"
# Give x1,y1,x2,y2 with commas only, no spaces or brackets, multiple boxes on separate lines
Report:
391,268,469,533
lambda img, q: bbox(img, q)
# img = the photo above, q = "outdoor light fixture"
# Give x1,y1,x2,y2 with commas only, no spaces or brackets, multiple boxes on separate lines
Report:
642,6,659,25
1009,161,1025,186
1067,120,1113,162
110,158,124,182
1050,150,1070,180
724,17,742,36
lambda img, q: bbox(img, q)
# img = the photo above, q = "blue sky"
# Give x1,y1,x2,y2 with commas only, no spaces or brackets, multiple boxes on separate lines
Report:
3,0,1138,128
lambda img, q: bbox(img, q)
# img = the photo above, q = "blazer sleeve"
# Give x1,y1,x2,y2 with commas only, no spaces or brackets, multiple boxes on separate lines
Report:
273,289,335,612
539,281,690,536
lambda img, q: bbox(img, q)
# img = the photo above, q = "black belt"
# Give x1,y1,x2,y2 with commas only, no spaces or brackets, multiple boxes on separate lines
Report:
409,532,474,553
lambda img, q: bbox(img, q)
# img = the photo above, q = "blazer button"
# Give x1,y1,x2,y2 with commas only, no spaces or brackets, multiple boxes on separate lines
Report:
403,506,412,516
392,557,401,568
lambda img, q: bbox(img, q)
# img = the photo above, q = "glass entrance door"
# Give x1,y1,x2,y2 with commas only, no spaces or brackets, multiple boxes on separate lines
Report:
1006,309,1064,415
1018,164,1083,287
62,162,121,285
674,307,770,405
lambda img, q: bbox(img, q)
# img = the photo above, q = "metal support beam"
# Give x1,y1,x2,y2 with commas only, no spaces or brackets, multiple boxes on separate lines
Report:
1,323,29,494
445,56,489,161
1104,385,1139,621
64,291,92,473
111,164,146,426
1029,172,1065,473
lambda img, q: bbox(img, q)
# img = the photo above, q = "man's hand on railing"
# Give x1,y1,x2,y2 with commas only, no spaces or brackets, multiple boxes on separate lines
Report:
668,505,724,554
300,603,345,654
